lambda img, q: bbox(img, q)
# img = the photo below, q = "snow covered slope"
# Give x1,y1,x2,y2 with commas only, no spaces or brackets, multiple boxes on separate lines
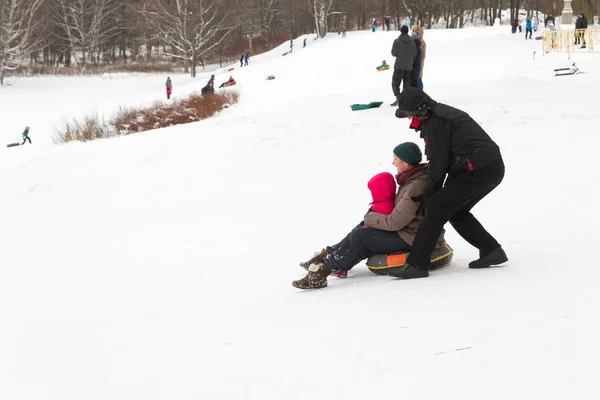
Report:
1,27,600,400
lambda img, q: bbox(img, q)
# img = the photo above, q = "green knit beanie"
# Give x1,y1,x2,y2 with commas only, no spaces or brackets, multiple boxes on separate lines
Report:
393,142,422,166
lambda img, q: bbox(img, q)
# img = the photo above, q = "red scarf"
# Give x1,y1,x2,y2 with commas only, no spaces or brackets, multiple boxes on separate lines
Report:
396,163,427,186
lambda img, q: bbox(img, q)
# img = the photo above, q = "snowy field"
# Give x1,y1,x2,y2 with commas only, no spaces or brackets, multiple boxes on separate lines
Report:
2,26,600,400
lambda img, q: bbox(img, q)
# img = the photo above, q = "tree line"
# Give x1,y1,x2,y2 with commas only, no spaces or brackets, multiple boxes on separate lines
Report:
0,0,597,84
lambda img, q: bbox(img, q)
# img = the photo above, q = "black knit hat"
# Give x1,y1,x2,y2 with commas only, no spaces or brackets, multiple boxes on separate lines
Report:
393,142,422,166
401,25,409,34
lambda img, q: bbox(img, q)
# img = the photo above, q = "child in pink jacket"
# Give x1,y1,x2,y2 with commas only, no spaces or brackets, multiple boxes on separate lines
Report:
330,172,397,278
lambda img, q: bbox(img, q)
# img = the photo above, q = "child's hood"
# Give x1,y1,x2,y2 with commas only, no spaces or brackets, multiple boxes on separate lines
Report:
368,172,397,202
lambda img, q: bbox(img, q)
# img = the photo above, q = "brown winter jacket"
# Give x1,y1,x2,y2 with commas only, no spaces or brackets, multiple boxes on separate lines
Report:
364,165,441,246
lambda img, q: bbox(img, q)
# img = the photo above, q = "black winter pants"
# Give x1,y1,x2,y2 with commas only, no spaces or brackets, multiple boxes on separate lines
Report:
326,224,411,271
21,136,31,144
392,69,412,98
406,158,505,268
526,28,532,39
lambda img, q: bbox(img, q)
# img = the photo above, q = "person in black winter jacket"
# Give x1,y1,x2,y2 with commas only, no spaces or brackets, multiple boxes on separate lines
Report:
410,33,422,88
544,13,555,28
388,88,508,279
390,25,416,107
201,74,215,95
576,13,588,47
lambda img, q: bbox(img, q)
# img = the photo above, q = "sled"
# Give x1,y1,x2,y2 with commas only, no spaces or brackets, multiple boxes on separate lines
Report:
227,67,234,71
554,63,580,76
376,64,390,71
220,80,237,88
282,52,289,56
6,142,21,148
366,243,454,275
350,101,383,111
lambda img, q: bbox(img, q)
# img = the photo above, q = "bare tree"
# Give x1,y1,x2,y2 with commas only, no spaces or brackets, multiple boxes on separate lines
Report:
52,0,123,67
146,0,235,77
307,0,335,37
0,0,44,85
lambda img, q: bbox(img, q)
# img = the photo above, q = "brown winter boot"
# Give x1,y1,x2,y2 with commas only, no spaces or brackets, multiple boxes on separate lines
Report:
299,248,328,270
292,262,331,289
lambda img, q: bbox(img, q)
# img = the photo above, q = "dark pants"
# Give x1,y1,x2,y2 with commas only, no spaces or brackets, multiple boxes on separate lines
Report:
526,28,532,39
392,69,412,98
22,136,31,144
407,158,505,268
325,224,411,271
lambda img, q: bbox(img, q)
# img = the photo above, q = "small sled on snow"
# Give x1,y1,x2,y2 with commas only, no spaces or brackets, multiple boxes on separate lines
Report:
554,63,581,77
350,101,383,111
6,142,21,148
366,243,454,275
376,60,390,71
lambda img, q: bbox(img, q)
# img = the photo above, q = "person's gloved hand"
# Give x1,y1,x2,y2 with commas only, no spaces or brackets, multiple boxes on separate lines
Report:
411,195,426,217
395,108,409,119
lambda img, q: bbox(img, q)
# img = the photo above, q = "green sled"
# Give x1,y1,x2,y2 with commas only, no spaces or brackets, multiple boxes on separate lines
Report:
350,102,384,111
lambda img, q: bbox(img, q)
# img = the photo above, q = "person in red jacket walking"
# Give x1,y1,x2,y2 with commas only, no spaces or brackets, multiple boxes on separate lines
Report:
165,77,173,99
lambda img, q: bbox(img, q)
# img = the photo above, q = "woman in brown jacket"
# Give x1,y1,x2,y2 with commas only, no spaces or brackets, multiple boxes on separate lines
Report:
293,142,437,290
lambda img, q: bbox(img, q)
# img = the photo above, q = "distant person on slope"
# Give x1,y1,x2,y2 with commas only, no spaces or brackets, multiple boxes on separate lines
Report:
410,28,423,89
525,17,533,39
390,25,416,107
21,126,32,145
389,88,507,280
293,142,447,289
219,76,236,88
412,25,426,89
244,52,250,66
533,16,539,31
544,13,555,28
240,54,244,67
165,77,173,100
201,75,215,95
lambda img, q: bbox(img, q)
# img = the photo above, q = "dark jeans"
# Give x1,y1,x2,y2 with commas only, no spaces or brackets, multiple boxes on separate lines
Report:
392,69,412,98
526,28,532,39
326,224,411,271
22,136,31,144
407,158,505,267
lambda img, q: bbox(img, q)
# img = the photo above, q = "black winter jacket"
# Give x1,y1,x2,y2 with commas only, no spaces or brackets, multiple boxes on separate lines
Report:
398,89,502,198
391,33,416,71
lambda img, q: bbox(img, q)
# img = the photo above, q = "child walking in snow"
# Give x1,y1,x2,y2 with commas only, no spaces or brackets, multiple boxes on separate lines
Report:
21,126,31,144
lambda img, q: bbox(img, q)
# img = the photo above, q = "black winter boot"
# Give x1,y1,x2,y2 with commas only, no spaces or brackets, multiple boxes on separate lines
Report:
292,262,331,289
469,247,508,268
387,263,429,279
391,99,399,107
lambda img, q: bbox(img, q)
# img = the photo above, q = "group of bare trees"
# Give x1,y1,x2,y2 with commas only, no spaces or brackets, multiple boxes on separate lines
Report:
0,0,597,82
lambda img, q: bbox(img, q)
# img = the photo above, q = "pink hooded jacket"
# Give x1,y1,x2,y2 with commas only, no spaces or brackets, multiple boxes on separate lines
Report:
368,172,397,214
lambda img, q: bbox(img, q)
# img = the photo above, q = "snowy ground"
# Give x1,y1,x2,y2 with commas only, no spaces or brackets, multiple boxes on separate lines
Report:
2,27,600,400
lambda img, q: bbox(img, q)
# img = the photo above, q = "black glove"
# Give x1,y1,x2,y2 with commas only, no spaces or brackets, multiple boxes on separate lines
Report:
395,108,409,119
411,195,426,217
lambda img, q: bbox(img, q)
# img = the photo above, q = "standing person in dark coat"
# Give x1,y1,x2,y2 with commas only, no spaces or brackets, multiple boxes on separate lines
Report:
244,52,250,66
389,88,507,279
410,31,422,89
579,13,588,48
240,54,244,67
544,13,555,28
21,126,32,144
390,25,416,107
